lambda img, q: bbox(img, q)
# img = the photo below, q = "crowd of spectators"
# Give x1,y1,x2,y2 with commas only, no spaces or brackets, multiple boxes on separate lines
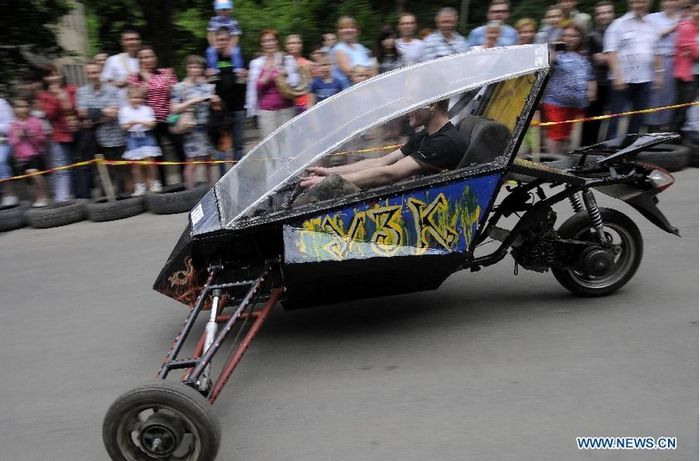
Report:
0,0,697,208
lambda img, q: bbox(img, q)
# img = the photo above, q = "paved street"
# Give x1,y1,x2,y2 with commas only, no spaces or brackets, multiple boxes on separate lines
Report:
0,169,697,461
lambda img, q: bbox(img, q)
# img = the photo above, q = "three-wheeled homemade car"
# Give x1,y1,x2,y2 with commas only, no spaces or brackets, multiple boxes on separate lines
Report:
102,45,680,460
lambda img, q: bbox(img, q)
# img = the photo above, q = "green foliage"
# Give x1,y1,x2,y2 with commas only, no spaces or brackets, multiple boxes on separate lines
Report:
0,0,72,93
82,0,631,77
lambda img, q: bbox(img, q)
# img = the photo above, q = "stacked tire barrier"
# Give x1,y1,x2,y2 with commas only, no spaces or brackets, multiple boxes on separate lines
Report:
0,184,210,231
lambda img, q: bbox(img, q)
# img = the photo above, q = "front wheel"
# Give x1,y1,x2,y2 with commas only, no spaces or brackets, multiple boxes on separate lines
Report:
552,208,643,297
103,380,220,461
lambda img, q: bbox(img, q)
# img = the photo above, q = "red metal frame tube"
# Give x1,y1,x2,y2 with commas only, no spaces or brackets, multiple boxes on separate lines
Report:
208,288,283,404
182,331,208,381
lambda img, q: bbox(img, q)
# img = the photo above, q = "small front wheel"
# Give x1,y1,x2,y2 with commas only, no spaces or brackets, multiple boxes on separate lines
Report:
103,380,220,461
552,208,643,297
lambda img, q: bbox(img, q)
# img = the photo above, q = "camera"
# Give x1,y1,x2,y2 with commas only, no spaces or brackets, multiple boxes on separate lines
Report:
553,42,566,52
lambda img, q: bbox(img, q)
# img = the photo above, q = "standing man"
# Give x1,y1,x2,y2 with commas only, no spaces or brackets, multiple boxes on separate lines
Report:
396,12,424,65
101,28,141,105
559,0,593,32
77,61,126,196
466,0,518,48
421,7,469,61
581,1,615,145
207,27,248,165
604,0,663,139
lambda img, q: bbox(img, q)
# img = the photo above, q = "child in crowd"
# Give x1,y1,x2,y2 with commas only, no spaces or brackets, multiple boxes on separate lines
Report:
351,66,372,85
535,5,564,45
171,55,220,189
309,55,344,106
0,97,17,206
119,86,162,196
309,45,326,78
8,96,49,207
320,33,337,54
207,0,241,49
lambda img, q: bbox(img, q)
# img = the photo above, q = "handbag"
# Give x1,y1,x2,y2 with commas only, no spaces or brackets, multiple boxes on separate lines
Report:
275,56,311,100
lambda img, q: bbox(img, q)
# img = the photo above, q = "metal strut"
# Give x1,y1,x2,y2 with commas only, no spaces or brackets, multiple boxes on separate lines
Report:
159,259,281,396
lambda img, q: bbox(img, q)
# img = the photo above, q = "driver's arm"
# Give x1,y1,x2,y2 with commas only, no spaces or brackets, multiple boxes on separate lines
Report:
310,149,404,176
341,155,424,189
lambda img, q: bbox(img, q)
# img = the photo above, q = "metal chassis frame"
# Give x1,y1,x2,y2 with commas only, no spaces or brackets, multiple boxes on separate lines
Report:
158,258,282,404
465,170,643,272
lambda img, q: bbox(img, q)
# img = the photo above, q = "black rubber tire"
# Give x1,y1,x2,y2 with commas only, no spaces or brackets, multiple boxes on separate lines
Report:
684,141,698,168
0,202,30,232
552,208,643,297
145,184,209,215
86,196,144,222
636,143,690,172
103,380,220,461
24,199,86,229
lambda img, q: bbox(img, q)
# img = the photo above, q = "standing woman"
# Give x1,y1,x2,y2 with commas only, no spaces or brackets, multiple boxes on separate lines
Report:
284,34,312,113
540,24,596,155
646,0,683,131
247,29,299,139
515,18,537,45
37,64,78,202
332,16,376,88
375,26,404,74
671,2,699,133
128,45,179,187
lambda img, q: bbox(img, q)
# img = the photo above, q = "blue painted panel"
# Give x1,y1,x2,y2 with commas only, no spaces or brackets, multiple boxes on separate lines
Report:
284,174,502,263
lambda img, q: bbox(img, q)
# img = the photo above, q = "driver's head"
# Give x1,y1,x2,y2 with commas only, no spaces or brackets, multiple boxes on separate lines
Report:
408,99,449,128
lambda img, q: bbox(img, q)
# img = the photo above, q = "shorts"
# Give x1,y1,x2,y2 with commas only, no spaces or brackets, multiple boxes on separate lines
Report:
13,154,46,175
541,103,585,141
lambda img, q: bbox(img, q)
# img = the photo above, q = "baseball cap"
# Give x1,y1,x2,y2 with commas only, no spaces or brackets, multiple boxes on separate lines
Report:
214,0,233,10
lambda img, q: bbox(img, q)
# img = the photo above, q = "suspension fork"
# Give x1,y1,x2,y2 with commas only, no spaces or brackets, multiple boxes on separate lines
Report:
568,192,584,213
581,188,609,246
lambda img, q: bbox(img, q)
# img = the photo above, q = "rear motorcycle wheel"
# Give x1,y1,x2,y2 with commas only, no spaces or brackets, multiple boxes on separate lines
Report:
552,208,643,297
103,380,220,461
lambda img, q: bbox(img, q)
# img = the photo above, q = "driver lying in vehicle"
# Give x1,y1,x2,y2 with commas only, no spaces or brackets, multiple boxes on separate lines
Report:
300,99,467,190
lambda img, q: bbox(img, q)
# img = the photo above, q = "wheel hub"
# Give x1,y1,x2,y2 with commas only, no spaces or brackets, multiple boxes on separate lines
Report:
139,412,185,457
580,247,614,277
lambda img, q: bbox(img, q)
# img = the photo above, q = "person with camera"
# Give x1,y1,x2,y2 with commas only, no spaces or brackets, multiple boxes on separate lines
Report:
171,55,221,189
541,23,596,155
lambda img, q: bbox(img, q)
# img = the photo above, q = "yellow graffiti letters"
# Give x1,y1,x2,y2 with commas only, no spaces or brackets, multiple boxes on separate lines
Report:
366,205,404,255
407,194,459,250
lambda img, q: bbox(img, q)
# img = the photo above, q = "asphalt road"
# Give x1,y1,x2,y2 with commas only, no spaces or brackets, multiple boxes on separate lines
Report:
0,169,697,461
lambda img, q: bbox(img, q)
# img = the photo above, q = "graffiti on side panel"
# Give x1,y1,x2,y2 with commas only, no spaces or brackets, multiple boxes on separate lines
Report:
285,175,501,263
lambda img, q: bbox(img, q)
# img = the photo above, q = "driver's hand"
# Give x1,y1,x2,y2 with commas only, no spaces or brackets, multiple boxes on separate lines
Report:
305,166,330,177
300,175,325,189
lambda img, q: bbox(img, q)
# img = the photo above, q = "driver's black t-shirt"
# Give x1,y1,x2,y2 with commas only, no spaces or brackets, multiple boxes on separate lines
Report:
400,122,467,171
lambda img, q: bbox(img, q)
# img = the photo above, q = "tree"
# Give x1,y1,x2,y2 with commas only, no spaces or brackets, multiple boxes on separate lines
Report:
0,0,72,93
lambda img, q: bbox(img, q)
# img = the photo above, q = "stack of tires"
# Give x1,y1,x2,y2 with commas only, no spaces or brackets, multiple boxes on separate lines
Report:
636,143,691,172
145,183,209,215
0,183,210,232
